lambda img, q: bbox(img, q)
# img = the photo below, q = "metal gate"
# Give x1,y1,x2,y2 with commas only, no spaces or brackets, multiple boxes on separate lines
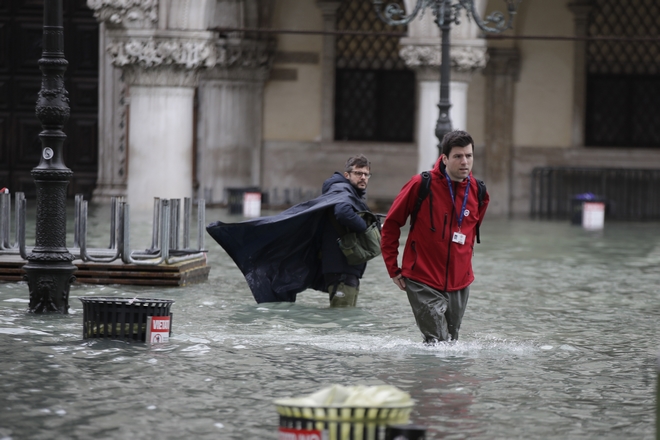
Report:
531,167,660,220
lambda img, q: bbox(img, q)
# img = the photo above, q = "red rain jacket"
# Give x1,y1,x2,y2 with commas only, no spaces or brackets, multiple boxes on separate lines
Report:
381,158,489,292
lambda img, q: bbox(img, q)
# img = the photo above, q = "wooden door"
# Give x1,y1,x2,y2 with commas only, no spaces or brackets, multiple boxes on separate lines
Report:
0,0,99,199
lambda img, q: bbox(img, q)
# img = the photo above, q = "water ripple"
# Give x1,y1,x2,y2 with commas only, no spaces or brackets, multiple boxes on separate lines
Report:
0,218,657,439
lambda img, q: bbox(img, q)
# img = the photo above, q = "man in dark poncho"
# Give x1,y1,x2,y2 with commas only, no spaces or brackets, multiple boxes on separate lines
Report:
206,155,373,305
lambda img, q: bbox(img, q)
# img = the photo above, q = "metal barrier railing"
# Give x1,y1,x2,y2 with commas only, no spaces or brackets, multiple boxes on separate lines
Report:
0,192,24,252
0,192,206,265
530,167,660,220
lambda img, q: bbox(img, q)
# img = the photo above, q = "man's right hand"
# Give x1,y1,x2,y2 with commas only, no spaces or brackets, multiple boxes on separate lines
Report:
392,274,406,291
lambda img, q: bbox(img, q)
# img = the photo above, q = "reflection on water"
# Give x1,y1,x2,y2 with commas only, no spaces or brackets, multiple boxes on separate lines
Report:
0,206,658,439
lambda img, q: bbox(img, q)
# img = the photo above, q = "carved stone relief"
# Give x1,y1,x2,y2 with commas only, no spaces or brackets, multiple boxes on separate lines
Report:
107,37,217,69
400,44,488,72
216,39,275,69
87,0,158,29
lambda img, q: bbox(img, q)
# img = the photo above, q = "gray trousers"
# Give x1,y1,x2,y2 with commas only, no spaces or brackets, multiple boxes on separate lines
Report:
404,278,470,343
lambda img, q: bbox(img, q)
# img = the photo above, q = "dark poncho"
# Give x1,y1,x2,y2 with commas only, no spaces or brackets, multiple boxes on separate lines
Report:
206,181,367,303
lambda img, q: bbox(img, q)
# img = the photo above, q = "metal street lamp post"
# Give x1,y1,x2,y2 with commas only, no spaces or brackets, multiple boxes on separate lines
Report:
23,0,77,313
373,0,521,156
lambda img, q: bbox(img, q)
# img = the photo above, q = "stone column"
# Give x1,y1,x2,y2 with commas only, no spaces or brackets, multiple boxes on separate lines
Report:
107,31,216,211
92,22,128,203
400,45,487,173
483,48,520,218
568,0,595,148
316,0,342,142
196,39,274,204
194,0,276,205
88,0,216,211
87,0,158,203
399,1,488,173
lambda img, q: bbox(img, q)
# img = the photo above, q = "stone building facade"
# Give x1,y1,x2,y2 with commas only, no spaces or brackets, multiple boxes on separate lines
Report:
5,1,657,217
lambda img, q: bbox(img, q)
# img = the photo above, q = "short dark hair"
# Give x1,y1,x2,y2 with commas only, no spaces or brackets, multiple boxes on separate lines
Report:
441,130,474,157
345,154,371,172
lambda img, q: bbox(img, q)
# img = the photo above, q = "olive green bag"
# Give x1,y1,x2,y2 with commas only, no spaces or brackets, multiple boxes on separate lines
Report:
331,211,382,265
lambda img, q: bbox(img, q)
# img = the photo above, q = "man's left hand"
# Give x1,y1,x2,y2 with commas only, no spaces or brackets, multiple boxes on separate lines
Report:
392,274,406,291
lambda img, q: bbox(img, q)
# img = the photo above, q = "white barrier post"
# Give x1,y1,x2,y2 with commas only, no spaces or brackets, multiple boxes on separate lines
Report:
243,192,262,218
582,202,605,230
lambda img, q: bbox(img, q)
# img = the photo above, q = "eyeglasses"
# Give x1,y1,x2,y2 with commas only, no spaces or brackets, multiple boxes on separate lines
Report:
350,171,372,179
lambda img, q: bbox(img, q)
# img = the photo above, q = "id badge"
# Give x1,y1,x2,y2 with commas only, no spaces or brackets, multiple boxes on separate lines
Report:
452,232,466,245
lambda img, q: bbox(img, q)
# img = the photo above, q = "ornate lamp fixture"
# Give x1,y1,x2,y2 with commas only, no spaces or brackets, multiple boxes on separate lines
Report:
373,0,521,154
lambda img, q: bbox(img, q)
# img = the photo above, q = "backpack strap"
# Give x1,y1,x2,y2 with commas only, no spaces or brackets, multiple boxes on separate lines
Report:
410,171,432,232
410,172,486,240
475,179,487,243
476,179,486,207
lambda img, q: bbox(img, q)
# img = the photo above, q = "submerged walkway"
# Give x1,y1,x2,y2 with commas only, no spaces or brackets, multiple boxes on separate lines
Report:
0,253,209,287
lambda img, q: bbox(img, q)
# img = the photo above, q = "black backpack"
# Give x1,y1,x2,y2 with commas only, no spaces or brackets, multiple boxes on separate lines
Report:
410,171,487,243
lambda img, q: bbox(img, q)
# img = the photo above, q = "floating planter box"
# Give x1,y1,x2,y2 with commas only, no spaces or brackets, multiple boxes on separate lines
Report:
79,297,174,342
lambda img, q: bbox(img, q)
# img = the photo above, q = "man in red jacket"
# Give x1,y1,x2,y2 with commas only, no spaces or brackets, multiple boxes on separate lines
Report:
381,130,489,344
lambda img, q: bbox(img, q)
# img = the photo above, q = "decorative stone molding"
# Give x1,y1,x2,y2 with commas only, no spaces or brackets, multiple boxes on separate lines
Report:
123,64,203,87
108,37,217,69
106,35,274,73
87,0,158,29
400,45,488,72
452,45,488,72
199,39,275,82
483,47,521,81
116,72,128,178
215,38,275,69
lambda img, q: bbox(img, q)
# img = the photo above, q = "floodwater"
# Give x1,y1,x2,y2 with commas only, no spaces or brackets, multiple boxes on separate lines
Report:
0,204,658,439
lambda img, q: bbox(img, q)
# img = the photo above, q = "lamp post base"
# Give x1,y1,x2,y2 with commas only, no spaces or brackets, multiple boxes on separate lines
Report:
24,262,76,314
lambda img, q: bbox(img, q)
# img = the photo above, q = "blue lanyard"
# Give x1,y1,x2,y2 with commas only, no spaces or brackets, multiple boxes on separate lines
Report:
444,172,470,229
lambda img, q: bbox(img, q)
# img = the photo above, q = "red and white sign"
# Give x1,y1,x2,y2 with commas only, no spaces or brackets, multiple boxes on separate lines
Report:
146,316,171,343
278,427,327,440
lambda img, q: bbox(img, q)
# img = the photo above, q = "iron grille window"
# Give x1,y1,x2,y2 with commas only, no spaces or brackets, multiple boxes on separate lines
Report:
334,0,414,142
585,0,660,147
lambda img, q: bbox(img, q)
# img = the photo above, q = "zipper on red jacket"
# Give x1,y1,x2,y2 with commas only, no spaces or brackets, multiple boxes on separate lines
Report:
442,213,447,240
